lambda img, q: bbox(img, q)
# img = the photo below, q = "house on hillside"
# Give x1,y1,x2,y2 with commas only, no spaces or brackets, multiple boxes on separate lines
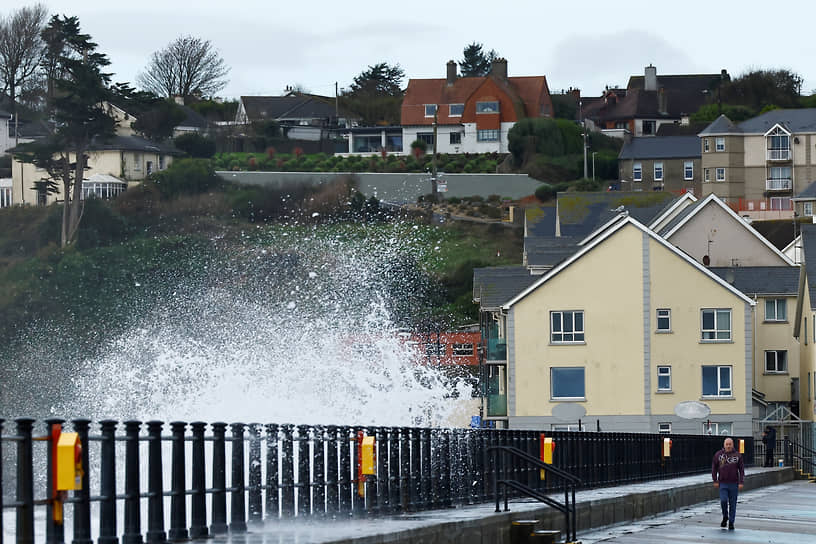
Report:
235,93,354,140
698,109,816,219
618,135,701,195
583,65,728,137
400,59,553,154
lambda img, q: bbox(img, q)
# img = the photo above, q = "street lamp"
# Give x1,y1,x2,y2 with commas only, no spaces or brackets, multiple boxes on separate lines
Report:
592,152,598,181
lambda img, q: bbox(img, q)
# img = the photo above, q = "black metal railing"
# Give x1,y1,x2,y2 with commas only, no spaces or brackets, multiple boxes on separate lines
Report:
0,418,753,544
490,445,581,542
784,437,816,475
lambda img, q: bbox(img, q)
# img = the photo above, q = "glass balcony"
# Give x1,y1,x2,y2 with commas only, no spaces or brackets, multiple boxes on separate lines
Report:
766,149,791,161
485,338,507,360
487,394,507,417
766,178,792,191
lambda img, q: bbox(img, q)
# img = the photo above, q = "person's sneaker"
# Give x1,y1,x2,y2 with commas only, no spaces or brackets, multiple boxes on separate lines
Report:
728,522,735,531
721,518,728,528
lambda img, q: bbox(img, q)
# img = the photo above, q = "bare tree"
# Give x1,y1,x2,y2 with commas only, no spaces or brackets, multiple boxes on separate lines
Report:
0,3,47,138
137,36,229,99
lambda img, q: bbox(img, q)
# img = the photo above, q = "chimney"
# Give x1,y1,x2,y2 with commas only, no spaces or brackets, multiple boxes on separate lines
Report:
446,60,457,86
491,58,508,80
644,64,657,91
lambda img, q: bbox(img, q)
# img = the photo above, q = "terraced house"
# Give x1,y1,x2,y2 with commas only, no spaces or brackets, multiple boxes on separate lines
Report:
699,109,816,218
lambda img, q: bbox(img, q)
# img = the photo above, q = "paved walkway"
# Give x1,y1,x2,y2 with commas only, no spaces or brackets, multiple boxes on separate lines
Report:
580,480,816,544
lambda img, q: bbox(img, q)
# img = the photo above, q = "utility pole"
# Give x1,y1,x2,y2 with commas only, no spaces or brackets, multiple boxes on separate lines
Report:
335,82,339,124
431,106,438,199
581,100,588,179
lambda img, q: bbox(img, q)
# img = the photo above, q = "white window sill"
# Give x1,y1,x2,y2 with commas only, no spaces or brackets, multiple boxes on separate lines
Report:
763,320,789,324
701,396,735,401
550,341,587,346
655,330,672,334
763,371,789,376
700,339,733,344
656,390,674,394
550,397,586,402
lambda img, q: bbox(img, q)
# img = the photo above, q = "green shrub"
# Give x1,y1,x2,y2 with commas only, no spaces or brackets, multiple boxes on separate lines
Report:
153,158,223,198
174,133,217,158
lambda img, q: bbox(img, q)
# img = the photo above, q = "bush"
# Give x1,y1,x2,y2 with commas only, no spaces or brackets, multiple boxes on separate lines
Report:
174,133,217,158
153,158,223,198
410,139,427,154
535,183,557,201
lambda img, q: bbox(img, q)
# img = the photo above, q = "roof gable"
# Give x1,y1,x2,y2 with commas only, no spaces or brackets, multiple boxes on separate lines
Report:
504,216,755,309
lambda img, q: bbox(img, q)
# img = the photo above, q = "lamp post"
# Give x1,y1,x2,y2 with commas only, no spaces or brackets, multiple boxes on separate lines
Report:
592,152,597,180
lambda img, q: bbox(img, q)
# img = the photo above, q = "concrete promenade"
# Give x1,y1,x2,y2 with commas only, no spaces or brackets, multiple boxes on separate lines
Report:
208,467,798,544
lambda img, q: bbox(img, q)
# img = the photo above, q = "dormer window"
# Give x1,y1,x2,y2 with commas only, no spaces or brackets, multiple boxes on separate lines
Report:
424,104,437,117
766,126,791,160
476,101,499,114
449,103,464,116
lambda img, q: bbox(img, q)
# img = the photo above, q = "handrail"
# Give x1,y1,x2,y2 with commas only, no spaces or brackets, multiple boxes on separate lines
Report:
489,445,580,542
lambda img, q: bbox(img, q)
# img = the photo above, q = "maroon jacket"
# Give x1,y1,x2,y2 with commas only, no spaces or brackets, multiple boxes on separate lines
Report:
712,448,745,484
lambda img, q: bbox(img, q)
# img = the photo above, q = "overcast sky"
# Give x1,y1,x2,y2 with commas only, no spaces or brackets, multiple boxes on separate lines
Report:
7,0,816,100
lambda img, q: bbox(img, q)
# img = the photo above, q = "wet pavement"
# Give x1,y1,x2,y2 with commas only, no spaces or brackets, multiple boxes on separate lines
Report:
580,480,816,543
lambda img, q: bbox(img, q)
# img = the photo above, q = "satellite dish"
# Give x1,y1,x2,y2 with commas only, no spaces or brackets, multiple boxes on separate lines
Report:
674,400,711,420
552,403,587,422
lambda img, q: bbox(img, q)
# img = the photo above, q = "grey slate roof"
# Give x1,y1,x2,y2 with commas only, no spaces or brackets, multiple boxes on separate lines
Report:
524,206,557,237
801,224,816,310
794,181,816,200
473,266,538,309
556,191,677,238
240,95,345,123
699,114,741,135
178,105,207,128
737,108,816,134
709,266,800,296
89,134,181,155
524,236,581,268
618,136,700,160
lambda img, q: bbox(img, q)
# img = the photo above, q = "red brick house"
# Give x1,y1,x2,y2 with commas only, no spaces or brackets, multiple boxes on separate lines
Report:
399,59,553,154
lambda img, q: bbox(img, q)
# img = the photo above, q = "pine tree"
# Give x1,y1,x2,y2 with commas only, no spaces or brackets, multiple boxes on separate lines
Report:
459,42,498,77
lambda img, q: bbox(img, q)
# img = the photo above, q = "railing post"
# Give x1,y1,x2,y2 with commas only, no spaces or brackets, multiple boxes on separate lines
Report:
399,427,410,512
145,421,166,544
440,429,452,508
352,427,365,516
229,423,247,532
15,418,35,544
44,418,65,544
265,424,280,520
98,420,118,544
325,425,339,516
785,436,792,467
409,427,421,511
210,422,228,534
312,425,326,517
248,424,263,524
122,421,142,544
280,424,295,518
388,427,400,513
338,426,352,515
421,428,432,510
168,421,188,541
71,419,92,544
375,427,387,514
296,425,311,517
189,422,208,539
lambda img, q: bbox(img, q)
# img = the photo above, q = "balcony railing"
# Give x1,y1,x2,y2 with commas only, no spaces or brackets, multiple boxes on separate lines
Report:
487,394,507,417
766,178,792,191
767,149,791,161
485,338,507,360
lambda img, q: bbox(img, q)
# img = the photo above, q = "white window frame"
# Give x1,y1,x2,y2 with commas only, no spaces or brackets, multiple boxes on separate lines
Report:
704,168,710,182
550,310,585,344
424,342,446,357
657,365,672,392
715,137,725,152
684,161,694,180
715,167,726,181
765,298,787,322
475,101,499,114
550,367,586,401
452,343,473,357
424,104,437,117
658,422,672,434
449,103,464,117
703,138,710,152
701,308,731,341
764,350,788,373
133,152,142,171
633,162,642,182
804,202,814,216
477,129,499,142
654,162,664,181
417,132,435,146
449,132,462,145
551,424,583,431
704,422,733,436
656,308,671,332
702,365,732,398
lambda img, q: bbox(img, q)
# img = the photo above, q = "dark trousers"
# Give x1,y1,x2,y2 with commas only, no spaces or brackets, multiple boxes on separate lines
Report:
719,483,739,523
764,447,775,467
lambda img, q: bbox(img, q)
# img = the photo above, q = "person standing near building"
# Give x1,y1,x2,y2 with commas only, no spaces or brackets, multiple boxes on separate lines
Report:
712,437,745,530
762,426,776,467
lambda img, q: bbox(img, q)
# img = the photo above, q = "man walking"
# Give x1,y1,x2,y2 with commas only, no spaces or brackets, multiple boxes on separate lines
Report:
712,437,745,530
762,426,776,467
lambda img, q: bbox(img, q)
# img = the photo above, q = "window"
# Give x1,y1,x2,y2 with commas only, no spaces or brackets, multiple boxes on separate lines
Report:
133,152,142,171
704,168,710,182
159,155,165,170
715,137,725,151
449,103,464,116
702,365,732,397
805,202,814,216
477,129,499,142
765,350,788,373
770,197,790,211
551,367,585,400
642,120,655,135
551,424,583,431
146,161,153,176
476,101,499,113
424,104,437,117
633,162,642,181
715,167,726,181
704,422,733,436
684,161,694,180
82,181,127,200
657,366,672,391
656,308,671,332
0,186,11,208
658,423,672,434
551,310,585,343
449,132,462,145
417,133,435,145
767,127,790,160
701,309,731,341
765,299,787,321
452,343,473,356
654,162,664,181
424,343,446,356
703,138,710,152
